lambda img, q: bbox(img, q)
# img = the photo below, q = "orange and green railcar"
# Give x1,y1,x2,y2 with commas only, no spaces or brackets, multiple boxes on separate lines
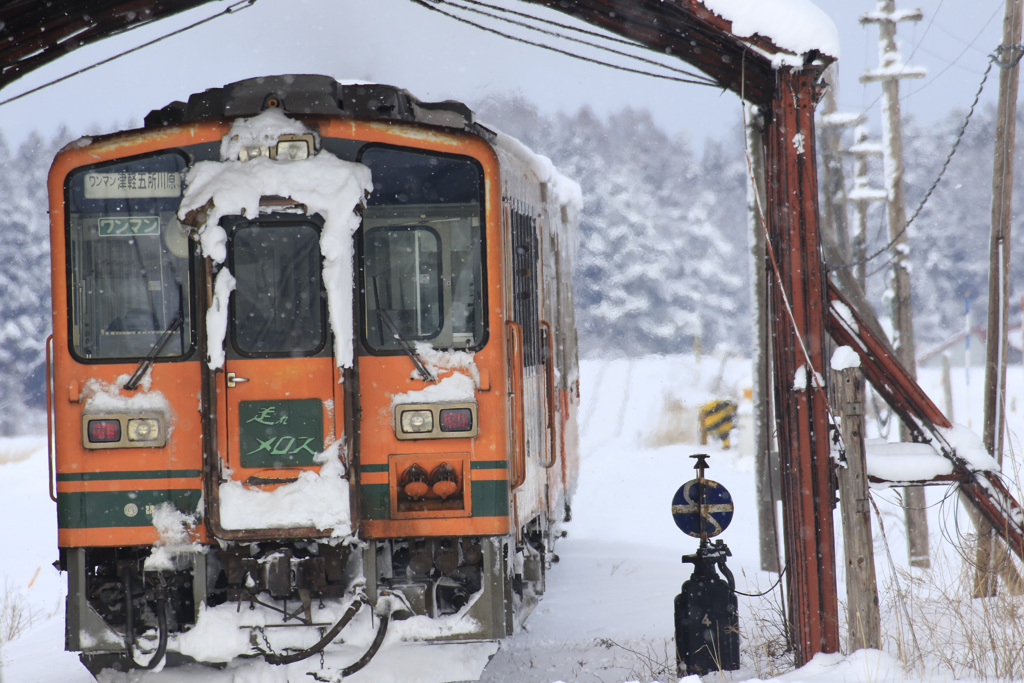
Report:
46,75,580,674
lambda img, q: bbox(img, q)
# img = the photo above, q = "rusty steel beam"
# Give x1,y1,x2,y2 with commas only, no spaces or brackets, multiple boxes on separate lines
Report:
826,283,950,437
826,281,1024,563
764,69,840,663
0,0,211,90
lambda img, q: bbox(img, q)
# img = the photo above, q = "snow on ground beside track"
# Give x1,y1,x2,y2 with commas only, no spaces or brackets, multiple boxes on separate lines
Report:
3,357,1024,682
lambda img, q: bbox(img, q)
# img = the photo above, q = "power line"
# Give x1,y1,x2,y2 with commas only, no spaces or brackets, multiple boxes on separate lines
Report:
853,3,1000,125
448,0,716,82
409,0,719,88
0,0,258,109
902,4,1003,102
832,51,994,275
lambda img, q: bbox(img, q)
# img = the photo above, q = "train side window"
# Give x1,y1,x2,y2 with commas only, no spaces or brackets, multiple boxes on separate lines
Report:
230,221,326,356
65,152,193,362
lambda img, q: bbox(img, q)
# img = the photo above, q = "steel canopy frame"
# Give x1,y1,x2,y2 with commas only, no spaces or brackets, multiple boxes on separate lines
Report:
0,1,212,91
517,0,841,663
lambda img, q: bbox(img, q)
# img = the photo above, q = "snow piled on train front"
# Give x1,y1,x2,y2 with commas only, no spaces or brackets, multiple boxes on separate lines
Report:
178,108,372,371
218,441,352,534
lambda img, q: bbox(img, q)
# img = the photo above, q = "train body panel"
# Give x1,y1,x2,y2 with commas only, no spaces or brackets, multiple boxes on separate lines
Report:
45,75,579,674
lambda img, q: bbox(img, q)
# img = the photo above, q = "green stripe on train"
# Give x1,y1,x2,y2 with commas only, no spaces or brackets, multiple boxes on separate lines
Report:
470,479,509,517
57,470,202,482
360,483,389,520
58,489,202,529
470,460,508,470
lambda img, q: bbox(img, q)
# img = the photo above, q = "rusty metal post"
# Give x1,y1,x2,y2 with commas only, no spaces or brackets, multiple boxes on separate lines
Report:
764,68,840,665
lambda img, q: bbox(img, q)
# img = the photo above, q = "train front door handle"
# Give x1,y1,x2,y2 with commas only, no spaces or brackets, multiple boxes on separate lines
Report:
226,372,250,388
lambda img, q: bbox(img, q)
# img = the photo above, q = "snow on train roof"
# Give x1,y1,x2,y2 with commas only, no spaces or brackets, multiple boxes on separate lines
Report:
491,131,582,213
702,0,840,59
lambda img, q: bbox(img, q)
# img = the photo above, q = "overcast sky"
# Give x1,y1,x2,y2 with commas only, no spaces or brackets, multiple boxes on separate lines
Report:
0,0,1010,149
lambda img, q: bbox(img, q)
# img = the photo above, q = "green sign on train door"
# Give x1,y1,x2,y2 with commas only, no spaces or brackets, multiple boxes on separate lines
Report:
238,399,324,468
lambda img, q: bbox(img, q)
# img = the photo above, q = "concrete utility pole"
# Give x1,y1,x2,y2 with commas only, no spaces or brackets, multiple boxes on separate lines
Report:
861,0,930,569
978,0,1023,597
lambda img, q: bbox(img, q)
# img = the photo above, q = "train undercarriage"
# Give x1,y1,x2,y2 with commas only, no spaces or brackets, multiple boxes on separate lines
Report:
64,519,556,675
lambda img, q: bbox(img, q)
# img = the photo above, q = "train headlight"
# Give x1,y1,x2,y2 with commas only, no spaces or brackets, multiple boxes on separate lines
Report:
272,134,314,161
127,418,161,442
400,410,434,434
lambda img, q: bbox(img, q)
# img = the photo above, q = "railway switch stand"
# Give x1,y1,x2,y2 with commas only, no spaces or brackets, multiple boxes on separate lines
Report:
671,453,739,675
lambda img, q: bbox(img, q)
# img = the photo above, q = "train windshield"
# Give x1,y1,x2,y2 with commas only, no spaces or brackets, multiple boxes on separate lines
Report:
360,147,485,352
231,220,326,356
65,152,193,361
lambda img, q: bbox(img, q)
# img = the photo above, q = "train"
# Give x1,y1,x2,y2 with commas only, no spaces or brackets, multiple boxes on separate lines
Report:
45,75,581,675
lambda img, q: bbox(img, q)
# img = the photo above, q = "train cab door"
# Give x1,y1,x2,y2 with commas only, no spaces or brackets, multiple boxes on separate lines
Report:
219,215,339,494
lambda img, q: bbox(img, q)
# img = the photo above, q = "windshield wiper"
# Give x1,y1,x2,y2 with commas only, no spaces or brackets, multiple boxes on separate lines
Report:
124,316,184,391
376,308,436,383
372,276,436,382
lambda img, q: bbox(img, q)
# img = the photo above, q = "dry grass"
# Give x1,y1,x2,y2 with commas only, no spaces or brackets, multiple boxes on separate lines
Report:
0,438,40,465
595,637,677,682
738,572,792,679
0,574,45,644
878,538,1024,681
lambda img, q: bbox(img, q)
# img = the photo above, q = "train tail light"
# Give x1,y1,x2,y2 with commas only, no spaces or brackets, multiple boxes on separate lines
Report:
87,419,121,444
430,463,459,500
439,408,473,433
401,464,429,500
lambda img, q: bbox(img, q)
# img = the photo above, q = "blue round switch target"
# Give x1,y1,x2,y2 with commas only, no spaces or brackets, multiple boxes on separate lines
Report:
671,478,734,538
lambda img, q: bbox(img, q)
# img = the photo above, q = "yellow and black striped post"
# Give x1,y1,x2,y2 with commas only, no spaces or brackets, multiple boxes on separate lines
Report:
699,400,737,449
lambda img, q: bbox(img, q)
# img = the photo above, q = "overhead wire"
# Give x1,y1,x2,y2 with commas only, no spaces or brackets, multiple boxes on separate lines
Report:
845,7,1003,276
408,0,719,87
832,51,995,276
0,0,258,109
445,0,717,82
902,4,1003,101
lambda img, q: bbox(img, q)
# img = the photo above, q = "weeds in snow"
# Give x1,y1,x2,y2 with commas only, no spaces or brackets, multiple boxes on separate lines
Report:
880,541,1024,681
595,636,676,682
0,574,45,644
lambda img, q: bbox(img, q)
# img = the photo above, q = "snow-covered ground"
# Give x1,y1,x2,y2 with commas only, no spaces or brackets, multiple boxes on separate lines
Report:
3,355,1024,682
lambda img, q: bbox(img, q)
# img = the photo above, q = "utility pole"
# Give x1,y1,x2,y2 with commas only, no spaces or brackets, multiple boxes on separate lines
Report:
746,103,781,574
819,72,881,652
978,0,1023,597
845,127,886,288
861,1,930,569
818,71,855,264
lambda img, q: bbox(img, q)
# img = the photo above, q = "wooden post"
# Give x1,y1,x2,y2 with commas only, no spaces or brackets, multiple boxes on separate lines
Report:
747,103,781,574
765,68,840,665
941,354,954,421
978,0,1023,597
836,367,881,650
861,1,930,569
